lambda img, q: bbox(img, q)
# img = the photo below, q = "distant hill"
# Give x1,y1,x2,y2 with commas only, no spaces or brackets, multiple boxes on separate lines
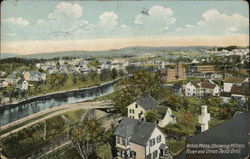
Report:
16,46,214,59
0,53,19,59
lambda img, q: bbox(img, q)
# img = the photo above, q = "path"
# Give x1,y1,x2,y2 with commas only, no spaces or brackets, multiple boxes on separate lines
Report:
0,100,113,139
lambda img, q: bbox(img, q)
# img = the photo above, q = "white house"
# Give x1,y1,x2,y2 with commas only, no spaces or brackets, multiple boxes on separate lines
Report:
17,80,29,91
23,71,46,81
153,107,176,127
0,79,9,88
183,81,220,97
127,95,175,127
114,117,169,159
223,77,249,92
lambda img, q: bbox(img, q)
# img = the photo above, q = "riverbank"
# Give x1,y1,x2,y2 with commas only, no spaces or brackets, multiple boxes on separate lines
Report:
0,79,118,110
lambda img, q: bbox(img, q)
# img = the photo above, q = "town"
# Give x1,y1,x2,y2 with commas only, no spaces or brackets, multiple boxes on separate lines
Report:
0,46,249,159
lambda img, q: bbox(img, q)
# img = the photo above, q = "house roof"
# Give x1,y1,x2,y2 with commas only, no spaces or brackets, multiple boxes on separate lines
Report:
186,112,250,159
114,117,157,146
136,95,158,110
220,91,232,97
200,81,216,89
152,106,169,119
230,85,250,96
190,82,200,88
224,77,247,83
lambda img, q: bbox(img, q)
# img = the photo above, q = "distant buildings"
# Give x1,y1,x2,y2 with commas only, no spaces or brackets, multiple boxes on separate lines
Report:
186,65,222,79
165,62,186,82
23,71,46,81
223,77,248,92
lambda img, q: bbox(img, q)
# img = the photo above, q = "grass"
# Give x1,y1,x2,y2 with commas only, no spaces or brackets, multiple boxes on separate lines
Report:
96,144,112,159
166,139,186,155
40,143,112,159
40,144,81,159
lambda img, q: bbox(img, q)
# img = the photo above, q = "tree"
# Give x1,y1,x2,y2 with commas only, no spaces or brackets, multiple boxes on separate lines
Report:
3,84,17,103
70,119,108,159
145,110,160,122
166,94,183,111
184,96,201,113
181,112,194,128
100,69,112,81
112,70,162,115
111,68,118,79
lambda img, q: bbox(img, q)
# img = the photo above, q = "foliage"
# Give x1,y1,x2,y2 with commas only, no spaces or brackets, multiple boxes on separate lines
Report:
112,70,162,115
1,109,85,158
111,68,118,79
100,69,112,81
70,119,112,159
166,139,185,155
145,109,160,122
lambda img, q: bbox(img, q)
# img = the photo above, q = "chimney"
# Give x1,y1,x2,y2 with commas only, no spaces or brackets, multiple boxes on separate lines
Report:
198,105,210,132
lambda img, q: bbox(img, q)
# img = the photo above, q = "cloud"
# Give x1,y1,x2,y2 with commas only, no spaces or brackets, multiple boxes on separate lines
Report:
176,9,249,36
134,6,175,31
48,2,82,19
2,17,29,26
47,2,88,35
99,12,118,26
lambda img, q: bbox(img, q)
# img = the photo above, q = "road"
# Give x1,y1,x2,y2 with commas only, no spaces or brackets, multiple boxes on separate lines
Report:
0,100,113,139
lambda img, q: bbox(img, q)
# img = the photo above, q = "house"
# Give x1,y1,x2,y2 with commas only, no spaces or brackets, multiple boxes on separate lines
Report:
23,71,46,81
189,65,215,73
17,79,29,91
6,72,21,85
114,117,169,159
174,112,249,159
183,81,220,97
127,95,158,120
127,95,175,127
0,79,9,88
187,72,222,79
223,77,249,92
152,107,176,127
0,71,6,77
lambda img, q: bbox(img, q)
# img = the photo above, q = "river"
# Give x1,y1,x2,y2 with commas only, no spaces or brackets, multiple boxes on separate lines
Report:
0,81,115,126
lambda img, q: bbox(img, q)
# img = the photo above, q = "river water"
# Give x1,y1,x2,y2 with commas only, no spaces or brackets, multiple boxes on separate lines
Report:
0,81,114,126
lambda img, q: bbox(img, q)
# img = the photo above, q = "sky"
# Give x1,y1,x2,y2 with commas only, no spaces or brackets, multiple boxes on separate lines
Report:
1,0,249,55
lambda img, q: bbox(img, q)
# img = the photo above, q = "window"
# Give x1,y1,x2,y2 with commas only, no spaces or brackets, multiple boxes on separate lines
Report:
157,135,161,143
132,109,135,114
116,136,120,144
146,153,151,159
130,151,136,158
129,109,131,113
117,149,121,157
135,104,138,108
153,150,158,158
150,138,155,146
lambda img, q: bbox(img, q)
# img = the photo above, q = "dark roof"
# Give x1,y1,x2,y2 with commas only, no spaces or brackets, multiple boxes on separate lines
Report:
200,81,216,89
220,91,232,97
191,82,200,88
114,117,157,146
136,95,158,110
152,106,169,119
230,85,250,96
186,112,250,159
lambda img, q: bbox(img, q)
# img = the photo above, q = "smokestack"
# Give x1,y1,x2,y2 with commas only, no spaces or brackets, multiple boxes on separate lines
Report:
198,105,210,132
